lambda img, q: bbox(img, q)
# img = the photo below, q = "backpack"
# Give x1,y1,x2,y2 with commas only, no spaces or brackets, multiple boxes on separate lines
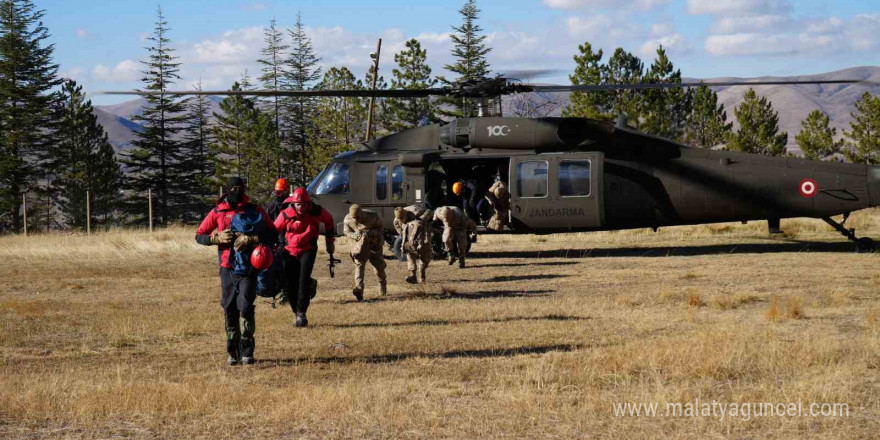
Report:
229,204,266,276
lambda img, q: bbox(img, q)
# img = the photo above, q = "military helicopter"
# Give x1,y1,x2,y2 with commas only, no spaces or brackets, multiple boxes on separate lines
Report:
106,75,880,253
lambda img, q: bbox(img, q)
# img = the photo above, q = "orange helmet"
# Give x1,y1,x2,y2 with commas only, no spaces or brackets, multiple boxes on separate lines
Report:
274,178,290,193
452,181,463,195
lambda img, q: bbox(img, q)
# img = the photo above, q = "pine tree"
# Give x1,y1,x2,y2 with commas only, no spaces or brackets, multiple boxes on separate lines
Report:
180,81,215,211
387,39,436,132
257,18,288,144
641,45,691,141
685,85,731,148
120,6,188,225
437,0,491,118
51,80,122,229
561,42,605,120
726,88,788,156
309,67,365,177
796,109,843,161
245,110,281,204
603,48,644,123
0,0,60,232
211,82,258,186
843,92,880,165
283,13,322,184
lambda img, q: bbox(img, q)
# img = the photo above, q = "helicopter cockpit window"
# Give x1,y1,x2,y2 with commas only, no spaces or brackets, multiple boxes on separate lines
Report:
517,160,548,198
559,160,591,197
376,165,388,200
314,162,350,195
391,165,404,200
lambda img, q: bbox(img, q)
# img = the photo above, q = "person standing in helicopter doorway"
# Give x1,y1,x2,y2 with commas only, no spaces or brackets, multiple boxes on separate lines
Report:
274,188,335,327
195,177,278,366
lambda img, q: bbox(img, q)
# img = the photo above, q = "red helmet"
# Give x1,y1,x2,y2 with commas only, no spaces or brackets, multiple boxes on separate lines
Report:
250,244,274,271
274,178,289,193
291,187,311,203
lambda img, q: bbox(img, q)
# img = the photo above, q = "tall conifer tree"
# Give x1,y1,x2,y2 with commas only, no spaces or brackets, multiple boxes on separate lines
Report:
561,42,605,120
796,109,843,160
685,85,732,148
121,6,187,225
310,67,365,177
726,88,788,156
283,13,321,184
387,39,436,132
258,18,288,147
641,45,691,141
843,92,880,165
211,82,257,186
438,0,491,118
0,0,60,232
51,80,122,229
180,81,215,211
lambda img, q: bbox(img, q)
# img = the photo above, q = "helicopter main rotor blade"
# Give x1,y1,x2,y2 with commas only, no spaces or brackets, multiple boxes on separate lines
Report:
98,88,449,98
531,79,869,92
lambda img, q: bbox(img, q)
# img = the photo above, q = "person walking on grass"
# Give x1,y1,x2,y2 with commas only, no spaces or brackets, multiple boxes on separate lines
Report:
343,204,387,300
274,188,335,327
196,177,278,366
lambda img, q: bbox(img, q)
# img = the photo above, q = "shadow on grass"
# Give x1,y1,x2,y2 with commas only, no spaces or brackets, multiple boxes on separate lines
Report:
485,274,568,283
258,343,585,368
469,240,860,259
315,313,590,329
469,261,580,268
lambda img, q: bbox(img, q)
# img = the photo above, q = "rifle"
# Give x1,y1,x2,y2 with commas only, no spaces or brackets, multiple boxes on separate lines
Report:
328,254,343,278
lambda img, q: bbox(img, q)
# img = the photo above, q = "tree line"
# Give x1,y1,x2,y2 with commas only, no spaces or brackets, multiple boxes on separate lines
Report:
1,0,878,233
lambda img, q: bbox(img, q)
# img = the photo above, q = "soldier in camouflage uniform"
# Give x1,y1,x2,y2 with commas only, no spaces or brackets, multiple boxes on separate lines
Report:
343,204,387,301
433,205,477,269
485,180,511,232
394,205,433,284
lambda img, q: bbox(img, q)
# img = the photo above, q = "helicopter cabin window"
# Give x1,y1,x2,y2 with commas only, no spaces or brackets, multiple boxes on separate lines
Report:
517,160,548,198
559,160,591,197
314,162,350,195
375,165,388,200
391,165,404,200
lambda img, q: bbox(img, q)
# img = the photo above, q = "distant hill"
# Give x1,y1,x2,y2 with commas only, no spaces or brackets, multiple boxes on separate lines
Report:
97,67,880,155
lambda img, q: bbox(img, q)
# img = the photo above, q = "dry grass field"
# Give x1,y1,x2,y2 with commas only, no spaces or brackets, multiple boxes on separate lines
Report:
1,211,879,439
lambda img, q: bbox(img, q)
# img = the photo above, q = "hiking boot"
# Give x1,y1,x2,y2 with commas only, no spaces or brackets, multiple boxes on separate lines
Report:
294,313,308,328
380,282,387,296
227,355,240,366
405,275,417,284
241,356,255,365
458,259,465,269
352,287,364,302
447,256,457,265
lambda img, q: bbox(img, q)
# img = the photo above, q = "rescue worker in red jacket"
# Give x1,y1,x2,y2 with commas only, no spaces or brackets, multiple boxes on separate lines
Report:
195,177,277,365
274,187,335,327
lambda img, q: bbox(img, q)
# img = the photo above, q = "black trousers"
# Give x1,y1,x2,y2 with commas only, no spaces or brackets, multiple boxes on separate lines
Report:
220,267,256,358
283,248,317,315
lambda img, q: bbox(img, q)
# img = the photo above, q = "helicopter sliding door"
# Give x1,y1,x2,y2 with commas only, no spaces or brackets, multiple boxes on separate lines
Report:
509,153,604,230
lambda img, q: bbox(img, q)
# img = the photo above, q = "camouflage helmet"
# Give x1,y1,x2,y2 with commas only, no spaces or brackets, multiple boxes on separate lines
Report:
349,204,362,218
394,206,406,221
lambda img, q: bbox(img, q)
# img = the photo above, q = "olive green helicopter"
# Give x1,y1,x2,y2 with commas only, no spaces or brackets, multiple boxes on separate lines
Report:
106,74,880,254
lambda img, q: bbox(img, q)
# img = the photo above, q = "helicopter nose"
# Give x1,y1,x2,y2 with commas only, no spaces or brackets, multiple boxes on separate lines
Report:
870,166,880,207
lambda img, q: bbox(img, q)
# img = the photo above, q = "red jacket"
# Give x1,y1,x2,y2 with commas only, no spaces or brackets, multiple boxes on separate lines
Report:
274,198,335,257
196,194,278,269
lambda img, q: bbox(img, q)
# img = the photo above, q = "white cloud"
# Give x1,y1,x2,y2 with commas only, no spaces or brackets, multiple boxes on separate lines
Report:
566,14,639,42
61,66,85,81
75,28,89,39
687,0,791,17
92,59,140,82
544,0,670,10
638,33,692,58
712,15,790,34
189,26,262,64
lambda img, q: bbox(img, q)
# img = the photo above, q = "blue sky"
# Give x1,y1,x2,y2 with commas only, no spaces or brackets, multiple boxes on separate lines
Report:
38,0,880,104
